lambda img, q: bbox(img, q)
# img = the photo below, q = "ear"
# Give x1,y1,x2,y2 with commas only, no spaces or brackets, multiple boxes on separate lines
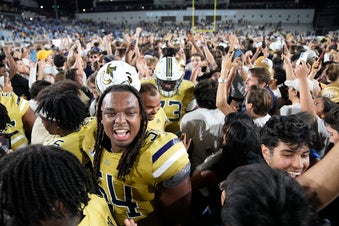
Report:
292,90,298,97
260,82,267,88
245,102,253,116
261,144,271,164
247,102,253,110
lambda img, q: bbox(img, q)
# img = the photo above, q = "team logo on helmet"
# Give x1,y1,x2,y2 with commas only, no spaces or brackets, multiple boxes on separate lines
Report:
322,85,339,103
96,61,141,94
154,57,184,97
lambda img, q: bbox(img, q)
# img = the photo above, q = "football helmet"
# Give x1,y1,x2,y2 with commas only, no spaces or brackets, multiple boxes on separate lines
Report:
96,60,140,94
154,57,185,97
322,84,339,103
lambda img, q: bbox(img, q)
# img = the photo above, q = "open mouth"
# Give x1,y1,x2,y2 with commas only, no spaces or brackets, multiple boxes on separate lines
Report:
287,171,302,178
114,129,130,140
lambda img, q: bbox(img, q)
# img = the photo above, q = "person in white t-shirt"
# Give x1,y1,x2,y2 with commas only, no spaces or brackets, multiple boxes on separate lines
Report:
180,79,225,171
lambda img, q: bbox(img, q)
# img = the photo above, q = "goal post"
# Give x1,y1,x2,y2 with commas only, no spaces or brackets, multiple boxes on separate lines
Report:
192,0,217,33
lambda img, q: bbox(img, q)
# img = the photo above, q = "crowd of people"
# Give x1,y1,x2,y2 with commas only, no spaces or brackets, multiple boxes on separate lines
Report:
0,9,339,226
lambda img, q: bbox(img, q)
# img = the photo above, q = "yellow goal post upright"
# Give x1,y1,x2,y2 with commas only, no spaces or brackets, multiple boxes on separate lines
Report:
191,0,217,33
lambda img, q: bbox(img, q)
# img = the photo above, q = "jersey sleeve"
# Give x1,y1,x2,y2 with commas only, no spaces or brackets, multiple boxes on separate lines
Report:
82,120,98,163
2,124,29,150
145,130,190,186
182,81,195,112
0,93,30,139
44,136,88,164
10,92,30,115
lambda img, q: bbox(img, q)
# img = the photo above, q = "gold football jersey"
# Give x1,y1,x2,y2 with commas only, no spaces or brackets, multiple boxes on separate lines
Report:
141,78,194,133
0,92,30,138
0,123,28,150
44,117,96,164
83,127,189,226
79,194,117,226
147,107,167,131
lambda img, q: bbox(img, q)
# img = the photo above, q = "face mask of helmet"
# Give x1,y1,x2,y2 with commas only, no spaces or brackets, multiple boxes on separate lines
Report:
154,57,184,97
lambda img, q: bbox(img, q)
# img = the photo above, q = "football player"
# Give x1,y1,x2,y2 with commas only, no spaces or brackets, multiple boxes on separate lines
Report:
83,82,191,226
36,80,92,166
0,91,36,141
0,103,28,151
139,82,168,131
148,57,195,133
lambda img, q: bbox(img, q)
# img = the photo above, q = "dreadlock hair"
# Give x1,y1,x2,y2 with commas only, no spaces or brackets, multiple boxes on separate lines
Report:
0,103,11,130
93,84,148,182
36,80,81,102
35,88,87,135
0,144,94,225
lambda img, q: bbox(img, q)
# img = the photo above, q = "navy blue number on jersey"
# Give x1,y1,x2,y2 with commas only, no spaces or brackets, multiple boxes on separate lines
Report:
98,171,142,218
160,100,182,122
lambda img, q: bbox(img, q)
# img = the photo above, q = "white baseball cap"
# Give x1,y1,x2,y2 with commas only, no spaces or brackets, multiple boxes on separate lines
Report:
284,78,313,92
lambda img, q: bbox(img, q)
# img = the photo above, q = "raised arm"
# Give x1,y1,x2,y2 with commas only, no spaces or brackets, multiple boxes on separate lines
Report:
297,141,339,211
125,42,137,67
308,58,322,80
3,46,17,80
22,106,36,140
125,28,142,67
73,40,85,73
189,63,200,85
295,60,316,115
216,52,237,115
228,34,239,53
201,35,217,71
187,32,203,57
190,60,209,85
36,58,46,81
102,33,113,55
282,53,295,81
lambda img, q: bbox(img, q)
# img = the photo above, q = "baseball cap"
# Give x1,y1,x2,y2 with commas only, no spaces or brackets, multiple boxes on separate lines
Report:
254,56,273,69
284,79,313,92
37,50,53,60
